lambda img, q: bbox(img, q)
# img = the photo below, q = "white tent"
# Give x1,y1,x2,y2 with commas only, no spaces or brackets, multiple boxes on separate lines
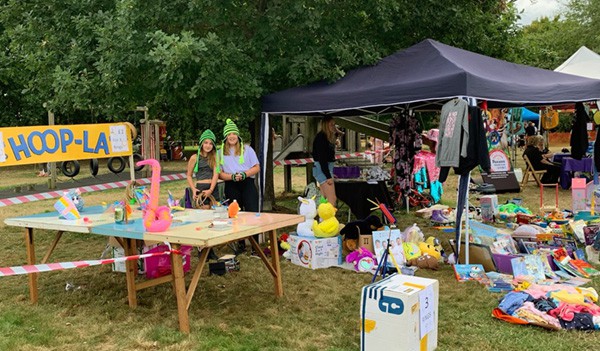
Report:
555,46,600,79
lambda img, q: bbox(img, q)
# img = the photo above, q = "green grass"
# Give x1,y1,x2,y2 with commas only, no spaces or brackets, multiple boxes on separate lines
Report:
1,158,600,350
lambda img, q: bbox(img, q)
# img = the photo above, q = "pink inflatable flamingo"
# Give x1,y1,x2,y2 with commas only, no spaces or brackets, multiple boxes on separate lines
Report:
136,159,172,232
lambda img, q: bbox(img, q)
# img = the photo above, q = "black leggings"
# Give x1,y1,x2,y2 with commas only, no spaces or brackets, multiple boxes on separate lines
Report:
224,178,259,212
224,178,260,248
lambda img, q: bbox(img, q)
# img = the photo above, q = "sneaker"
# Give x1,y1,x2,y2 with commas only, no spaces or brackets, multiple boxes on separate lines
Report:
431,210,451,224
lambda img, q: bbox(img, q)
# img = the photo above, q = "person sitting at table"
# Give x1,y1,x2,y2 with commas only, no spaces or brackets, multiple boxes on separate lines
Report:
218,118,260,255
523,135,560,184
186,129,220,203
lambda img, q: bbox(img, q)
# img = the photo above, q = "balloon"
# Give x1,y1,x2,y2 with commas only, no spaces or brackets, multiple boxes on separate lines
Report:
136,159,172,232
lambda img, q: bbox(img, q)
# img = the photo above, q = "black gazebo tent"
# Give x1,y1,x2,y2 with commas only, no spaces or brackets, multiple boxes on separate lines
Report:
257,39,600,260
262,39,600,115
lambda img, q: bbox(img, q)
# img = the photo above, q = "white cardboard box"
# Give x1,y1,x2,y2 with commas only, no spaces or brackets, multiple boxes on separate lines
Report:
480,195,499,223
360,274,439,351
111,247,145,274
287,235,342,269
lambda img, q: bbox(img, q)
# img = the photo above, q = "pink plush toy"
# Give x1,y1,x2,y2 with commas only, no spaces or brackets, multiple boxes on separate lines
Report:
345,247,376,272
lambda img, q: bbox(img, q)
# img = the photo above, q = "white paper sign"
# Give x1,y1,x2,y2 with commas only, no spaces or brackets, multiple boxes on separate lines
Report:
109,125,130,153
0,132,6,162
419,285,435,338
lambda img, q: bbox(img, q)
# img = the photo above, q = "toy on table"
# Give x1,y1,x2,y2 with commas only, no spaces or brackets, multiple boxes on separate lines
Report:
167,190,185,211
136,159,172,232
54,193,81,220
228,199,240,218
339,214,383,252
296,196,317,237
346,247,376,272
65,189,84,212
312,197,341,238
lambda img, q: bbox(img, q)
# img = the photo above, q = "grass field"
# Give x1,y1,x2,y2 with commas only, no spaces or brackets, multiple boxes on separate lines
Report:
1,152,599,351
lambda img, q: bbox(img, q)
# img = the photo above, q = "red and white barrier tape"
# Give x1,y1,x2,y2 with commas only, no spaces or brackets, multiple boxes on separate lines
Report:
273,150,385,166
0,249,181,277
0,173,187,207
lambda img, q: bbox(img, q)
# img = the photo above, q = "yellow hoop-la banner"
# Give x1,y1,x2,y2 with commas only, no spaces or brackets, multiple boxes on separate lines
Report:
0,123,132,167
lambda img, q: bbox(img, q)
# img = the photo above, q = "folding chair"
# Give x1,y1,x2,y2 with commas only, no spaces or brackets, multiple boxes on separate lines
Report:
521,154,547,187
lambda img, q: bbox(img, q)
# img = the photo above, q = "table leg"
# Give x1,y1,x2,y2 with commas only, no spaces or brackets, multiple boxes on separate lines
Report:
25,227,38,303
123,238,138,308
186,247,209,310
170,243,190,333
269,230,283,297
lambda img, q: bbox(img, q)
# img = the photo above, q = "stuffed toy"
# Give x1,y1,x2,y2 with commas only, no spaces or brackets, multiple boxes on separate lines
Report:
424,236,445,261
403,242,421,261
345,247,376,272
403,224,424,243
340,214,384,252
66,188,84,212
407,254,439,270
313,198,341,238
297,196,317,237
418,242,441,261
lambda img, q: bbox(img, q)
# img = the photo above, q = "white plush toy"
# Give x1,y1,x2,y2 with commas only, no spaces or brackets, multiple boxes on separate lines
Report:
297,196,317,237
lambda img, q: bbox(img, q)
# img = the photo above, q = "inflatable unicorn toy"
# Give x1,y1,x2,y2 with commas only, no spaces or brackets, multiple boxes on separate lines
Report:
297,196,317,237
136,159,172,232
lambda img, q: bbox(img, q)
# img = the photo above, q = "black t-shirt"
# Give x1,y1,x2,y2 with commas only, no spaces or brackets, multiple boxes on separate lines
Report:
523,145,545,170
525,125,536,136
312,131,335,179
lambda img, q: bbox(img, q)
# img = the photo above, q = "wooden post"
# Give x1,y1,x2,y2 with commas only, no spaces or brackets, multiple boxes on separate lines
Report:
48,111,57,189
284,165,292,192
25,228,38,303
305,163,313,185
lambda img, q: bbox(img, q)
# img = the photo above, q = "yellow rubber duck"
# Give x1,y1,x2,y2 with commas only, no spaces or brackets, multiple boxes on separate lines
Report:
312,198,340,238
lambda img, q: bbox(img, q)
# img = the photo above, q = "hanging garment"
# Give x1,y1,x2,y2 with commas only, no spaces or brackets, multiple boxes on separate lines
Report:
571,102,589,160
436,98,469,168
414,150,440,182
389,111,422,200
453,106,491,175
413,167,428,193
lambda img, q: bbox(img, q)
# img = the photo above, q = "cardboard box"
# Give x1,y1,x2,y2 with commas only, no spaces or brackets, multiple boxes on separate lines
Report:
359,234,374,253
112,247,145,274
287,235,342,269
360,274,438,351
480,195,498,223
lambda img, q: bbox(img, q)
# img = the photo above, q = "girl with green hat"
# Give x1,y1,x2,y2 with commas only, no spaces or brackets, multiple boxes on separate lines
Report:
218,118,260,254
186,129,220,201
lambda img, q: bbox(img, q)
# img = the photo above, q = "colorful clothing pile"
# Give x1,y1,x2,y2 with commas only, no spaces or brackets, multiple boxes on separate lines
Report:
494,283,600,331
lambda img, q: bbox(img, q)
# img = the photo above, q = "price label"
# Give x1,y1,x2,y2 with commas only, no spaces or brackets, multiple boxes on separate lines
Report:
419,285,435,338
109,125,130,153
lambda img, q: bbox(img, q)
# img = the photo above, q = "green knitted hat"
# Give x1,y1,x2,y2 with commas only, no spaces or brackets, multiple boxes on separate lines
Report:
194,129,216,173
223,118,240,138
218,118,245,170
199,129,216,146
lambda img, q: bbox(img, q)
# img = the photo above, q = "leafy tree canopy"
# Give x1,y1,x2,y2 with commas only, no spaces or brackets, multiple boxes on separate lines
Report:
0,0,519,140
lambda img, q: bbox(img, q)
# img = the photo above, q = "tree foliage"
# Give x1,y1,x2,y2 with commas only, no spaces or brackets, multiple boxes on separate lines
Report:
1,0,519,139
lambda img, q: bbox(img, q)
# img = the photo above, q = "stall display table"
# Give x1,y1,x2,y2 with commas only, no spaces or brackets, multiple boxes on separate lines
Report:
335,180,394,220
4,206,303,333
560,157,593,189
